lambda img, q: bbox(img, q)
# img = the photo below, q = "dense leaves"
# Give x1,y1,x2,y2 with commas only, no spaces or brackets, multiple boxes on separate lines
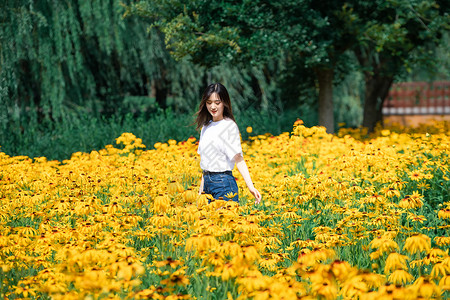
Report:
127,0,449,132
0,0,280,131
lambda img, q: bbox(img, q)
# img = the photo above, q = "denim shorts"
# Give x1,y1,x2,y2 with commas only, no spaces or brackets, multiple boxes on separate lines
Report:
203,171,239,203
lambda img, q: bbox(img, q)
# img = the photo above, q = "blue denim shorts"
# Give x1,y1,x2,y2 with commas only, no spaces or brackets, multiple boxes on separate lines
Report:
203,171,239,203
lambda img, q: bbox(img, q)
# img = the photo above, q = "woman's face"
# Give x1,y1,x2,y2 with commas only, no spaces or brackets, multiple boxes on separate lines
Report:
206,93,224,121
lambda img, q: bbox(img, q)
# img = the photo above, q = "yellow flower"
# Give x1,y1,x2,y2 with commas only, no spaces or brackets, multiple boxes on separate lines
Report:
370,236,399,254
206,285,217,292
294,118,304,126
410,259,424,269
153,194,170,213
224,191,237,200
331,260,356,282
413,276,440,299
4,120,450,299
206,252,224,266
246,126,253,134
115,261,145,281
298,249,336,265
360,271,385,289
403,234,431,255
161,269,190,287
182,189,198,203
340,275,368,298
168,180,184,195
148,214,172,227
18,226,38,237
438,209,450,220
385,188,401,198
384,253,408,274
399,192,423,209
389,180,405,190
219,262,240,281
435,236,450,246
388,269,414,285
241,245,260,262
408,170,425,181
311,279,338,300
439,275,450,291
186,234,219,252
218,241,242,257
155,257,182,268
424,248,448,265
237,272,272,294
375,284,411,299
14,285,37,298
197,193,209,208
258,257,278,271
407,213,426,223
381,129,391,136
430,263,450,279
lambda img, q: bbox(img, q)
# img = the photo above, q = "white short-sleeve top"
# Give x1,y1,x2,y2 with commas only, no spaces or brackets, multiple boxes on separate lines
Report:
197,118,243,172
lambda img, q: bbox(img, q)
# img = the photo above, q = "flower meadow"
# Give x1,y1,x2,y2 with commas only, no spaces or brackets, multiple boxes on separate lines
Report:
1,120,450,300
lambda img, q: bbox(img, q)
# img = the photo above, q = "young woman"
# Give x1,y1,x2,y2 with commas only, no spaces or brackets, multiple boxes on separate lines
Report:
195,83,261,204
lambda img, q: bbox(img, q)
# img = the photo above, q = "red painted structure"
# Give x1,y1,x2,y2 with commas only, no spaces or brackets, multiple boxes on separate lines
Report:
383,81,450,115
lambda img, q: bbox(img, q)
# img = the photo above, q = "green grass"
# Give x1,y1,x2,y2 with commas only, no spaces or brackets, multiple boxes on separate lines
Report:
0,107,309,161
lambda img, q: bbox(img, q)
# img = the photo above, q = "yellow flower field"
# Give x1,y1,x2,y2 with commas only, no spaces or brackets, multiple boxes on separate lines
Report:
1,120,449,299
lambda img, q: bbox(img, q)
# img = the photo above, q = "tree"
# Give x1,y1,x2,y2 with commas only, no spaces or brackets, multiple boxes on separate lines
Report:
128,0,365,133
127,0,449,133
348,0,449,132
0,0,285,137
0,0,203,127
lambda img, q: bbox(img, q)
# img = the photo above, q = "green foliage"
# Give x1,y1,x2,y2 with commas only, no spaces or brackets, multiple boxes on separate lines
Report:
403,32,450,81
127,0,360,132
127,0,353,68
1,0,318,146
1,1,164,120
340,0,449,131
0,106,305,161
1,0,448,148
126,0,449,133
351,0,449,71
334,63,364,128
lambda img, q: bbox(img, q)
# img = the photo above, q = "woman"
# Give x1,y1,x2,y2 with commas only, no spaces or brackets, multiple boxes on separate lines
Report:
195,83,261,204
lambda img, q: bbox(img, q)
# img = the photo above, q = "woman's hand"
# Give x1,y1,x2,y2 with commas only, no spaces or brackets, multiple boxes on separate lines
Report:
249,187,261,204
235,154,262,205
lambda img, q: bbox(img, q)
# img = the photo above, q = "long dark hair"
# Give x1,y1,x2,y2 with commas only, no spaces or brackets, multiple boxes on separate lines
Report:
194,83,236,131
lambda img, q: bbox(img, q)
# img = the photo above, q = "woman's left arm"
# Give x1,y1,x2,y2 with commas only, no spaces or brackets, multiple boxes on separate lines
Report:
234,154,261,204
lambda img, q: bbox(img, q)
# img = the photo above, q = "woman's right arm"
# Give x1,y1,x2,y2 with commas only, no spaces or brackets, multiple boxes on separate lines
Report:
199,174,204,195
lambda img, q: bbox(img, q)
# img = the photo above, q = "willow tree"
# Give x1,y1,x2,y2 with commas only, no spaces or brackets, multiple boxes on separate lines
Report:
0,0,194,128
1,0,283,137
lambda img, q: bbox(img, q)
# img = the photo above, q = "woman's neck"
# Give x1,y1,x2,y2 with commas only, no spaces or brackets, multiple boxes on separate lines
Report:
212,116,224,122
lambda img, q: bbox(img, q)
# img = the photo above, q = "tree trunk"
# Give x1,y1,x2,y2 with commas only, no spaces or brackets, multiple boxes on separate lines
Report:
155,82,168,110
362,74,394,133
19,59,44,123
250,73,263,110
355,49,398,133
315,68,335,133
152,78,168,110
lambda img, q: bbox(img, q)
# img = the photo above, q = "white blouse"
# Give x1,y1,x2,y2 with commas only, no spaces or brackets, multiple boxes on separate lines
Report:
197,118,243,172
